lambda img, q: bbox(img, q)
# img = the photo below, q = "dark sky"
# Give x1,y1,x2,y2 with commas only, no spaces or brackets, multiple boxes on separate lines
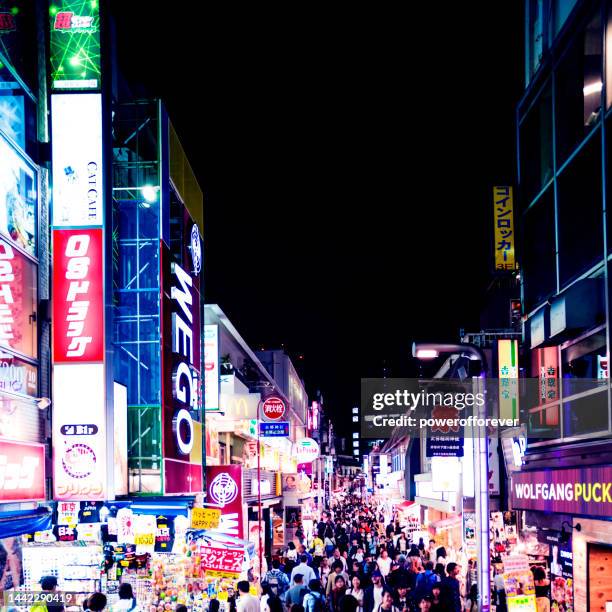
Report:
111,2,523,436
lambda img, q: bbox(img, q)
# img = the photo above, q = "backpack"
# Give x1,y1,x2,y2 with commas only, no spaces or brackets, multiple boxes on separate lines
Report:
414,571,438,599
309,592,325,612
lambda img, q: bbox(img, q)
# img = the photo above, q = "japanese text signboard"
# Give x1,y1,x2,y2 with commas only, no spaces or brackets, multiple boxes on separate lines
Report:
493,186,517,271
200,546,244,577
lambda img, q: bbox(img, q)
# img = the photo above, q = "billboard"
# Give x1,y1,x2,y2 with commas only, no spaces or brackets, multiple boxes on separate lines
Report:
493,186,516,271
53,363,107,501
51,94,103,227
49,1,101,90
0,237,38,358
204,324,219,411
498,339,519,421
52,228,104,363
511,466,612,517
162,208,203,494
206,465,244,539
0,131,37,256
0,439,45,502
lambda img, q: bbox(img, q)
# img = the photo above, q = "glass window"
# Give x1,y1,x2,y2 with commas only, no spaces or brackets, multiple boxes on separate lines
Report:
561,329,607,381
527,0,546,80
522,187,557,310
554,0,578,37
563,390,608,436
557,133,603,286
556,11,602,164
519,81,554,205
137,342,161,405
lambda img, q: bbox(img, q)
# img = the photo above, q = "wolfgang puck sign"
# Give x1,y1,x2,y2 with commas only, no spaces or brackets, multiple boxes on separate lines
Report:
262,396,286,421
511,466,612,517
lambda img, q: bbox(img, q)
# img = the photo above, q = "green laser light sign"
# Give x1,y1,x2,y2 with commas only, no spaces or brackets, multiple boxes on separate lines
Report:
49,1,101,90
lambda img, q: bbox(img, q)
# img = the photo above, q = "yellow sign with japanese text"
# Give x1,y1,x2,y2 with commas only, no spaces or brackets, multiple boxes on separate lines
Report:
498,339,519,422
191,507,221,530
494,186,517,271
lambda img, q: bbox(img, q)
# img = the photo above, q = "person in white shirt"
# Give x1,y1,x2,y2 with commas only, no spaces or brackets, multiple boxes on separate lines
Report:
290,555,316,587
377,549,392,577
237,581,259,612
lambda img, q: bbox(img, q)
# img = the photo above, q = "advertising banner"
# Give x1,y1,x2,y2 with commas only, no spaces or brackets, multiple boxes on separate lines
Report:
205,465,244,539
511,466,612,517
0,237,38,359
498,339,519,421
0,131,37,256
204,324,219,411
52,228,104,363
49,1,101,90
200,545,244,577
51,94,103,226
0,439,45,502
293,438,320,463
493,185,516,271
161,209,203,494
52,363,106,500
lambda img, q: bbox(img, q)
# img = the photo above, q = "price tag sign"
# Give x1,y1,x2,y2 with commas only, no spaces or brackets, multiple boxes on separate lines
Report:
192,507,221,530
134,533,154,546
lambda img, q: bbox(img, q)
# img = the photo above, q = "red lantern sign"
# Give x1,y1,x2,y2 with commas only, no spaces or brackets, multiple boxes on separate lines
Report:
262,396,286,421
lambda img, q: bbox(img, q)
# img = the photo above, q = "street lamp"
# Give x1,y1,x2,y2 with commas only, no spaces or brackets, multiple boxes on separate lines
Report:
412,342,491,612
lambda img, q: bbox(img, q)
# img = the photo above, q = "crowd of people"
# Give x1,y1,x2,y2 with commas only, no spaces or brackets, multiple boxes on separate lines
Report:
251,495,478,612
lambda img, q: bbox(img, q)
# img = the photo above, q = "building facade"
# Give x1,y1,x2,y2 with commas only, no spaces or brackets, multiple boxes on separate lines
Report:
517,1,612,609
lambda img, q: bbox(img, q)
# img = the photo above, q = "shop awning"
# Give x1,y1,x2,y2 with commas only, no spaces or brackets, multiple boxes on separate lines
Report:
0,507,52,539
429,515,461,530
128,499,191,517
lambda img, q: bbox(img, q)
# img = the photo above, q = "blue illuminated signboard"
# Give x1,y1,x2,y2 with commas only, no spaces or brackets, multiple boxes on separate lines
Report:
259,422,289,437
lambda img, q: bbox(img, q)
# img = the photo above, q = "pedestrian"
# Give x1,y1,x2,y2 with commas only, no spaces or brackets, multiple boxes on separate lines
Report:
237,580,260,612
463,584,478,612
330,575,347,612
392,582,411,612
110,584,138,611
346,574,365,612
363,571,385,612
414,561,438,600
341,595,359,612
532,566,550,612
375,589,400,612
284,575,309,610
287,543,298,562
292,555,317,587
416,596,433,611
396,534,408,555
176,607,188,612
326,561,349,597
439,563,462,612
83,593,107,612
266,559,291,597
376,549,392,578
302,580,326,612
30,576,65,612
430,585,443,612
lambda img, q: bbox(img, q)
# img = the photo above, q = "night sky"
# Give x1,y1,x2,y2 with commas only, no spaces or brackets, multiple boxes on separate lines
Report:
111,2,523,436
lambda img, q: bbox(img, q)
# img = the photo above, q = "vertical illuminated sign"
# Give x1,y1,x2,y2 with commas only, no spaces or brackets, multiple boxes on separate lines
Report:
51,89,107,500
493,186,517,271
204,324,219,411
498,339,519,421
49,1,101,90
162,212,203,494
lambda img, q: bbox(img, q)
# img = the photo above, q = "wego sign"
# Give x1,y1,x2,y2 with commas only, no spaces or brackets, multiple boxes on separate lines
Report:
161,207,203,495
170,262,199,456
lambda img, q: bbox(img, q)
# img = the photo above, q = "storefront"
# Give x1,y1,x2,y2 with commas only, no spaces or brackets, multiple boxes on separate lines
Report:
510,464,612,611
13,498,257,611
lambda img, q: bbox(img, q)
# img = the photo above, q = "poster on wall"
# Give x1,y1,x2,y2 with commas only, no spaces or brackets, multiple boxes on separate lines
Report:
546,533,573,612
0,131,37,256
